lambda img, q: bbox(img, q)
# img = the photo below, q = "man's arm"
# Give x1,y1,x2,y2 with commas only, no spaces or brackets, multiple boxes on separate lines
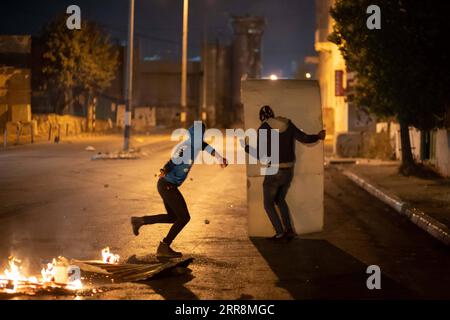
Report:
241,123,268,159
202,141,215,155
160,159,175,177
293,122,326,143
243,142,257,156
203,141,228,168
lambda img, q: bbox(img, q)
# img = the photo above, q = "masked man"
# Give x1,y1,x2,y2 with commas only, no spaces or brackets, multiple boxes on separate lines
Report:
242,106,325,241
131,121,228,258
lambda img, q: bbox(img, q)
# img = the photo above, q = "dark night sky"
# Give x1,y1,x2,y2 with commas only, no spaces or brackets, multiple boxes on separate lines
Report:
0,0,316,78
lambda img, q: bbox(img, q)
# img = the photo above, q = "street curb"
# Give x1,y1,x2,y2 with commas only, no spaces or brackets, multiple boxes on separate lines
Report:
342,170,450,246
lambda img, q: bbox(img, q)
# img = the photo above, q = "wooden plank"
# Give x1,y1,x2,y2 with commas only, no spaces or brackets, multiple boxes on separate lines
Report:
76,258,194,282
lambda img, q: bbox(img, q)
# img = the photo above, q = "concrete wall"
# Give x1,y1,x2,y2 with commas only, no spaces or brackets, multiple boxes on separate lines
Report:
242,80,324,236
1,114,111,145
0,104,8,129
133,107,156,132
389,123,450,177
200,44,233,127
33,114,111,136
231,16,266,125
435,129,450,177
390,123,422,162
135,60,201,126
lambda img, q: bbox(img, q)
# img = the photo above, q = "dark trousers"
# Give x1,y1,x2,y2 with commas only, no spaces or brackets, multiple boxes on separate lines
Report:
141,178,190,245
263,167,294,235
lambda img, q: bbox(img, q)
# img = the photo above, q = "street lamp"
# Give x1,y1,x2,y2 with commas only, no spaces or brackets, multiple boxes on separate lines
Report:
305,72,312,79
123,0,135,151
180,0,189,126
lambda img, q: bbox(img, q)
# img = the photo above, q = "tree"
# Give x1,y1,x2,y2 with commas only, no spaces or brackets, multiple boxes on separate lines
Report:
329,0,450,175
41,17,119,119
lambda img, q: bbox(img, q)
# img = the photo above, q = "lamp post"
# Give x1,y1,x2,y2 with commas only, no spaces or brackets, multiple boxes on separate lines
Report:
180,0,189,126
123,0,135,151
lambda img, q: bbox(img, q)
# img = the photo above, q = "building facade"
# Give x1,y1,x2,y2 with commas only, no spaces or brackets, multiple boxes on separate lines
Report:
0,35,32,130
200,43,233,127
230,15,266,125
2,14,267,132
315,0,450,177
314,0,376,153
134,59,202,127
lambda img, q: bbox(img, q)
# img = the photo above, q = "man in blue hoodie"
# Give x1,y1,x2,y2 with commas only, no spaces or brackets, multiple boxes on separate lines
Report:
131,121,228,258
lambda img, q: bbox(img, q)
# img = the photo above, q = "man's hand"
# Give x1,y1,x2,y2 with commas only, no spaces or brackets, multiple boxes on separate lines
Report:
318,130,326,140
158,169,166,178
239,138,247,149
220,157,228,168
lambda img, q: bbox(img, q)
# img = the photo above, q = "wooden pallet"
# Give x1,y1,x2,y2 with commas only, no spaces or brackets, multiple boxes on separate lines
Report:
72,257,194,282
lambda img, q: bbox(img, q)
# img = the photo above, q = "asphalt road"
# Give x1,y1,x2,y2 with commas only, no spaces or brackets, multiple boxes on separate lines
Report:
0,135,449,299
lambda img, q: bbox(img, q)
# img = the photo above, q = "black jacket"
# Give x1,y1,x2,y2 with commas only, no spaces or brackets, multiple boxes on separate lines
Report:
245,116,320,166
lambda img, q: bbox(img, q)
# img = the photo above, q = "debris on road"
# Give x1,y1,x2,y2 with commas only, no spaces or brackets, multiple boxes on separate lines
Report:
91,151,139,160
0,248,192,298
85,146,96,151
101,247,120,264
73,257,194,282
204,219,210,224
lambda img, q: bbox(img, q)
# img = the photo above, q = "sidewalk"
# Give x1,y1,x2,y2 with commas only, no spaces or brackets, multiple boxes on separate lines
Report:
342,160,450,244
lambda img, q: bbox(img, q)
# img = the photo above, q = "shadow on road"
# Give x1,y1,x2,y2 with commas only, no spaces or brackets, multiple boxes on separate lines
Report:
250,237,418,299
126,254,198,300
141,273,198,300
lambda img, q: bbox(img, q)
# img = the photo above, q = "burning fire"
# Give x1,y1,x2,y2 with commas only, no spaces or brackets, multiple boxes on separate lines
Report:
101,247,120,264
0,247,119,295
0,257,39,293
0,256,82,294
40,259,57,283
40,258,82,290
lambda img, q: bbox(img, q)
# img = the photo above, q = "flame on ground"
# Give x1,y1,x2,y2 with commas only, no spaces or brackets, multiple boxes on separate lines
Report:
0,257,40,293
0,247,119,294
0,256,82,294
101,247,120,264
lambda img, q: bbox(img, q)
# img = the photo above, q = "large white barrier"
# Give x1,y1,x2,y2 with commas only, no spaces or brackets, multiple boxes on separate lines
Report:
242,80,324,237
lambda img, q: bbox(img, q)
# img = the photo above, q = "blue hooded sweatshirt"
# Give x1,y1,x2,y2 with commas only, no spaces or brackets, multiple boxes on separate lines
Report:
162,122,215,186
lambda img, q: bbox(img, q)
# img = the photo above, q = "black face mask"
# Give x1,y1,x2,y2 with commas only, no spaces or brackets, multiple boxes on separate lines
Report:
259,106,274,122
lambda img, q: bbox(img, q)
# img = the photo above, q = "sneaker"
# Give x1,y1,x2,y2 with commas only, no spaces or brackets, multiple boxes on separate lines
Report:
268,233,284,241
131,217,143,236
156,241,182,258
284,230,296,242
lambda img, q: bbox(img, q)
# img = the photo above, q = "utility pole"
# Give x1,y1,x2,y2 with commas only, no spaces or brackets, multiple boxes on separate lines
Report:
180,0,189,127
123,0,135,151
201,13,207,123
